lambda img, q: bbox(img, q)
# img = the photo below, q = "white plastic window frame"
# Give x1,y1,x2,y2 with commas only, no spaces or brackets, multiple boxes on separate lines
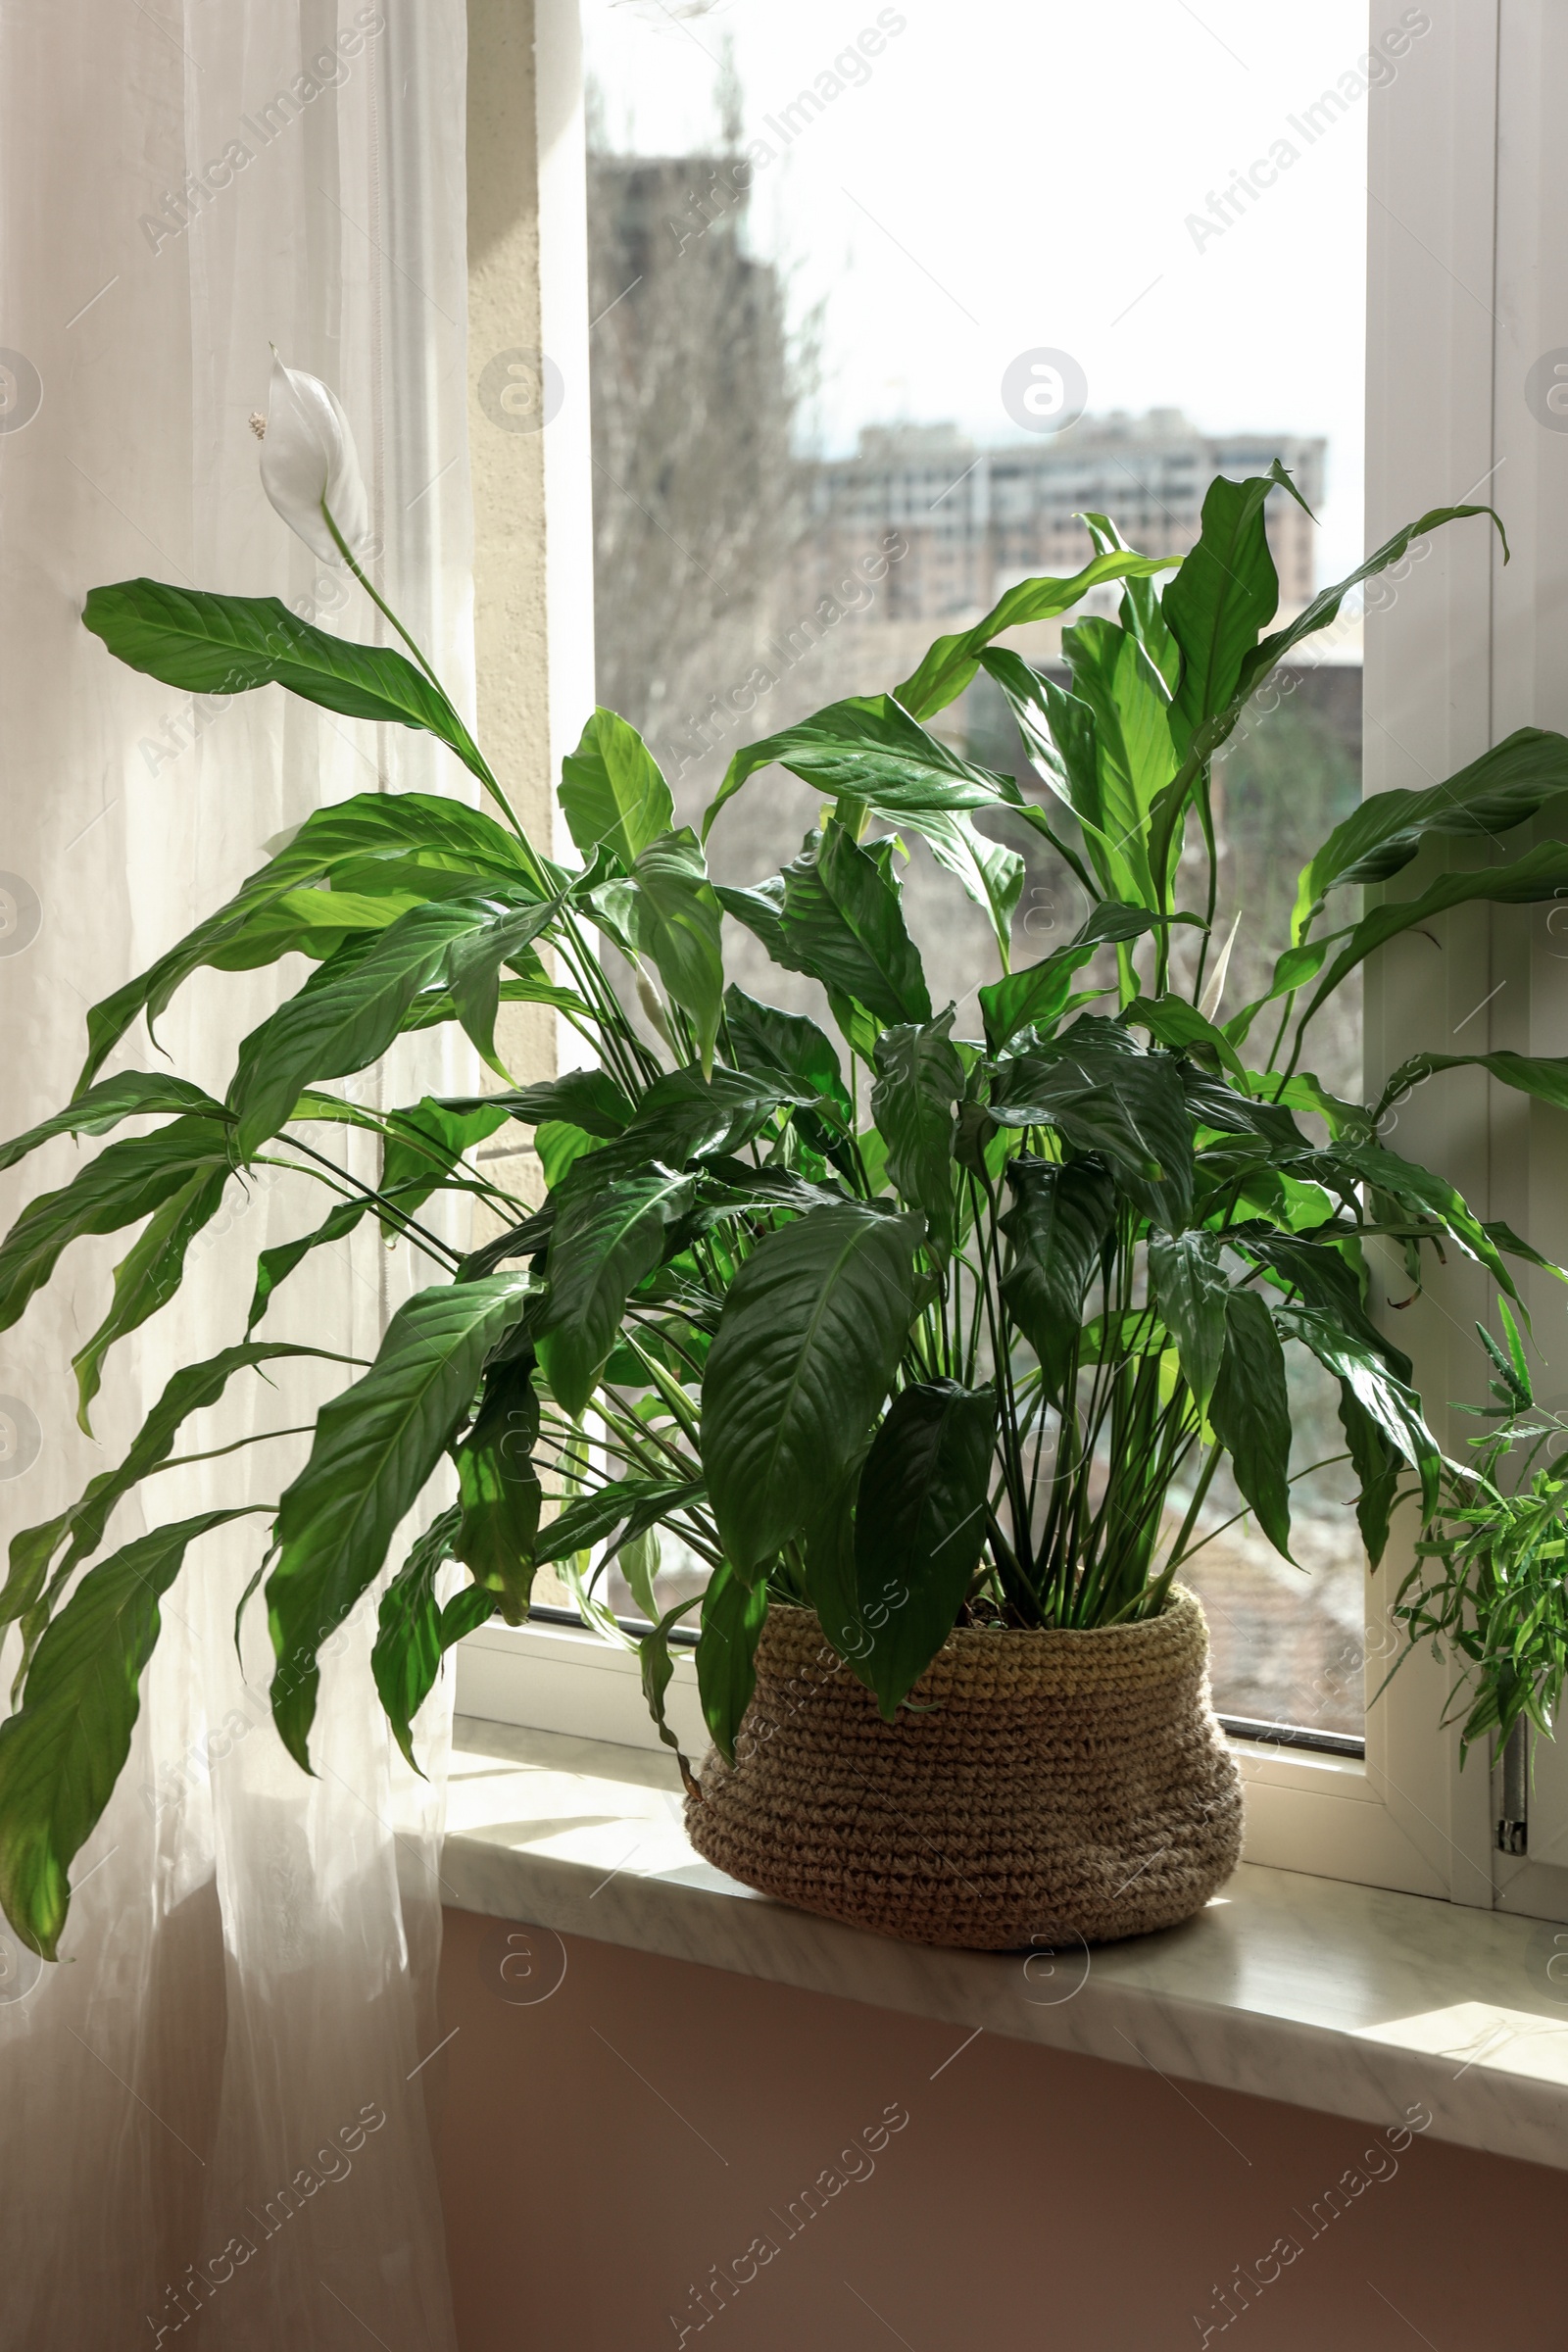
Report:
459,0,1568,1922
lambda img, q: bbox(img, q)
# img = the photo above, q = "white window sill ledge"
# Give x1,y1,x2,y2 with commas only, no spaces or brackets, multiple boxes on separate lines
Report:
445,1710,1568,2177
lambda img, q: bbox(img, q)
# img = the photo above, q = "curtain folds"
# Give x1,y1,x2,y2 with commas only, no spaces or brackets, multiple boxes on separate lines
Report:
0,5,473,2343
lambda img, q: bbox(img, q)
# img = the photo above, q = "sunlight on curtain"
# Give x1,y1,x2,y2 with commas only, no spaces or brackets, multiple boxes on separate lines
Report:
0,5,473,2342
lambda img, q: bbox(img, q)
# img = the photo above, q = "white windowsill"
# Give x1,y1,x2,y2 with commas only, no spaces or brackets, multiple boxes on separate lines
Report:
444,1705,1568,2177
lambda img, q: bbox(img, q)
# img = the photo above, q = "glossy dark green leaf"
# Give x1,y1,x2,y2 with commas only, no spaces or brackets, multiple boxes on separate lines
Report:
0,1071,227,1175
227,896,528,1158
0,1113,234,1339
1148,1231,1229,1412
694,1560,769,1763
72,1163,231,1430
538,1475,706,1563
998,1156,1115,1399
83,579,490,782
1310,1138,1513,1297
454,1351,542,1620
1082,510,1182,690
892,807,1026,960
894,550,1178,720
1273,1301,1442,1530
991,1022,1194,1230
601,1063,809,1176
370,1505,477,1771
704,693,1017,841
713,876,808,977
459,1069,635,1138
1290,728,1568,943
1208,1288,1293,1560
870,1012,964,1254
0,1508,263,1958
535,1167,697,1414
722,985,852,1129
266,1272,534,1769
852,1380,996,1717
979,906,1180,1052
1122,993,1249,1087
779,824,931,1028
559,708,674,870
629,829,725,1074
701,1202,920,1576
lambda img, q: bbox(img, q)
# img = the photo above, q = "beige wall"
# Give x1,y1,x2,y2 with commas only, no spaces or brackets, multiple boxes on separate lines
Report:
467,0,554,1114
435,1907,1565,2351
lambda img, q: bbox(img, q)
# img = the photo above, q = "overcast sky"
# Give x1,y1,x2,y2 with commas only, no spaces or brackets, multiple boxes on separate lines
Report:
584,0,1378,581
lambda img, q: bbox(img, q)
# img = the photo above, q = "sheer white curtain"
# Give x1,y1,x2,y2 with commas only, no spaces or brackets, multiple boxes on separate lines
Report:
0,4,474,2343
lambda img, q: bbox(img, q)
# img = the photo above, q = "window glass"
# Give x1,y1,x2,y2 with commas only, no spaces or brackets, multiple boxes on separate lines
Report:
581,0,1377,1740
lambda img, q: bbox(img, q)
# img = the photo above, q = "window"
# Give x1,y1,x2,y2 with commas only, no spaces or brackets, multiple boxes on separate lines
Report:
461,0,1568,1925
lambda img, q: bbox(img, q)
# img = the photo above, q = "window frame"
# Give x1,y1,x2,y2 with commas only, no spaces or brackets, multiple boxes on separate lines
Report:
457,0,1568,1923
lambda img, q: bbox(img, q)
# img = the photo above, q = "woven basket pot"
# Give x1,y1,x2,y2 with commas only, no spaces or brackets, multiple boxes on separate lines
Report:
685,1587,1242,1950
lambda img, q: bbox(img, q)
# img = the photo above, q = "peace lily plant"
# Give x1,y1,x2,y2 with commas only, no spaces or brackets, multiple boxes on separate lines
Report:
3,364,1568,1962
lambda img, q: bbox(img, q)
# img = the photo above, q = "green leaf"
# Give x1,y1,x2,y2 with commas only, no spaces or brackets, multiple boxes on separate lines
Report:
1122,993,1249,1088
853,1380,996,1717
535,1166,697,1415
266,1272,534,1769
1162,466,1295,749
895,550,1179,720
714,877,806,978
630,829,725,1075
559,709,674,870
370,1506,478,1771
1,1342,342,1652
1290,727,1568,943
248,1198,368,1331
0,1071,227,1176
603,1062,810,1175
0,1509,263,1957
722,985,852,1130
535,1476,707,1567
701,1202,920,1577
379,1096,509,1236
870,1012,964,1255
72,1163,231,1430
445,898,559,1071
83,579,490,784
998,1156,1116,1400
704,693,1017,842
1235,503,1507,708
1310,1138,1514,1297
979,906,1181,1052
1332,1380,1402,1569
462,1069,635,1138
0,1113,234,1339
1148,1231,1229,1413
227,896,531,1158
74,789,538,1095
1208,1288,1294,1560
1372,1048,1568,1127
1274,1301,1441,1527
1082,510,1182,690
1059,615,1178,903
779,825,931,1028
1295,842,1568,1040
991,1021,1195,1231
895,808,1025,962
639,1592,703,1779
454,1351,542,1620
695,1560,769,1764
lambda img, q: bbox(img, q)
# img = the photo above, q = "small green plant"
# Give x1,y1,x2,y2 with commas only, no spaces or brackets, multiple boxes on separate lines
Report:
4,362,1568,1960
1392,1299,1568,1760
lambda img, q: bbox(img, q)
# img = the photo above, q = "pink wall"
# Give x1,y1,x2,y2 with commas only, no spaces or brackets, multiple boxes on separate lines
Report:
435,1906,1565,2351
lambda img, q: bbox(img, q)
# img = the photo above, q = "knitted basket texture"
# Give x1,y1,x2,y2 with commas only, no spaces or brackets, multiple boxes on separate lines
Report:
684,1587,1243,1950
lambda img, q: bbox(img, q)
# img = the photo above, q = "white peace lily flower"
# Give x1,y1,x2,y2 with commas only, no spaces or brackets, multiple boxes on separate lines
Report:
256,352,369,566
